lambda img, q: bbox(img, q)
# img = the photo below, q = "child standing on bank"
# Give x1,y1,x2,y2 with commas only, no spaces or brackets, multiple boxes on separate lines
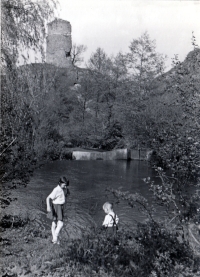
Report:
102,202,119,235
46,176,69,244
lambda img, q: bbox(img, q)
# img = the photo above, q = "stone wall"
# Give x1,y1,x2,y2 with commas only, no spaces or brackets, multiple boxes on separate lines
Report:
47,19,71,36
73,149,129,160
46,19,72,68
130,149,153,161
72,148,153,161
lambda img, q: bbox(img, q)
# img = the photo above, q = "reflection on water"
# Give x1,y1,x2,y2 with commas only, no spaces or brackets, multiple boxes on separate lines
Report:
27,160,162,228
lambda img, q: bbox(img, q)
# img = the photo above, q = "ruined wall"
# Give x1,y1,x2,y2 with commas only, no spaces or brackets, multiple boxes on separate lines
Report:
72,149,129,160
46,19,73,68
130,149,153,161
72,149,153,161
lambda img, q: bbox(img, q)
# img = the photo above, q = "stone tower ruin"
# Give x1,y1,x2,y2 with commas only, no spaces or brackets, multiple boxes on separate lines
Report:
46,18,73,68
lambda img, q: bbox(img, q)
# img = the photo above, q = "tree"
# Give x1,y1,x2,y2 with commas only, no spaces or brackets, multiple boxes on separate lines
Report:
67,71,94,145
88,47,110,73
126,32,166,95
152,49,200,180
71,43,87,66
1,0,57,69
1,0,58,181
87,48,111,135
114,33,168,148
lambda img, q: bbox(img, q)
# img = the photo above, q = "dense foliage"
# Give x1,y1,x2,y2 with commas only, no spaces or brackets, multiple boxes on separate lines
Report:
1,206,199,277
1,0,57,181
2,1,199,182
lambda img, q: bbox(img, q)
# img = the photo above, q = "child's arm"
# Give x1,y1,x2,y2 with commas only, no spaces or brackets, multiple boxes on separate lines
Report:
46,195,52,212
102,215,110,227
46,188,57,212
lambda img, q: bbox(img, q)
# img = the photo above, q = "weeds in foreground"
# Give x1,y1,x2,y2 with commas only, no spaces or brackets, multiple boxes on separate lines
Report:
1,213,200,277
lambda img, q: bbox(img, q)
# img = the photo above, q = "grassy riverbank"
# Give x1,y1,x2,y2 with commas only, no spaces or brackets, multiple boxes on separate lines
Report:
1,182,200,277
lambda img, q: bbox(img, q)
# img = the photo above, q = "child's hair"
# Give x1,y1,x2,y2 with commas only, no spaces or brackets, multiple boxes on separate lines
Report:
58,176,69,186
103,202,113,211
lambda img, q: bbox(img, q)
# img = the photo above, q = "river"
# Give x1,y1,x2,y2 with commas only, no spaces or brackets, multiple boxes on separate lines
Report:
26,160,166,231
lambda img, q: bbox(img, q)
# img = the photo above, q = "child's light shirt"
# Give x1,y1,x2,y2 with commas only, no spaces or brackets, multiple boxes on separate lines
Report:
48,185,65,204
102,211,119,227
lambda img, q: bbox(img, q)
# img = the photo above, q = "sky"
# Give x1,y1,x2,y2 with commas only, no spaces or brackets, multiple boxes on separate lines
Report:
55,0,200,70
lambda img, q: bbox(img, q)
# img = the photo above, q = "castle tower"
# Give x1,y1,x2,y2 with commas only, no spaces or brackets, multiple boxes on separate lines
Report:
46,18,73,68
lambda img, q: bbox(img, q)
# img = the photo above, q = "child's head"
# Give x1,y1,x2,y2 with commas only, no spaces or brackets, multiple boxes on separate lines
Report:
58,176,69,189
103,202,113,214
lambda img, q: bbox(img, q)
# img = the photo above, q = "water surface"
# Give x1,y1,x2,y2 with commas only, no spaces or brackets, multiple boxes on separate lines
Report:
27,160,163,229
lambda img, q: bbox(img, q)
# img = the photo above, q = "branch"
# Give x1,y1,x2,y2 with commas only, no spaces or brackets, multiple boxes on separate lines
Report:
0,137,17,156
189,227,200,246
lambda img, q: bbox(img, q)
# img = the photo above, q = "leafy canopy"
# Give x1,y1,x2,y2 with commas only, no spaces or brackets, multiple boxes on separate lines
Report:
1,0,57,69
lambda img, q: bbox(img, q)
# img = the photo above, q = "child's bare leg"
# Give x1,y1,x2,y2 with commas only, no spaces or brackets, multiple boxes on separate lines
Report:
51,221,57,242
55,220,64,241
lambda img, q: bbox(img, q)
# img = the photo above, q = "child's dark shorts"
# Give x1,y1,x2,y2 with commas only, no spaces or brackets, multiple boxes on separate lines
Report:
52,204,64,221
105,226,118,236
